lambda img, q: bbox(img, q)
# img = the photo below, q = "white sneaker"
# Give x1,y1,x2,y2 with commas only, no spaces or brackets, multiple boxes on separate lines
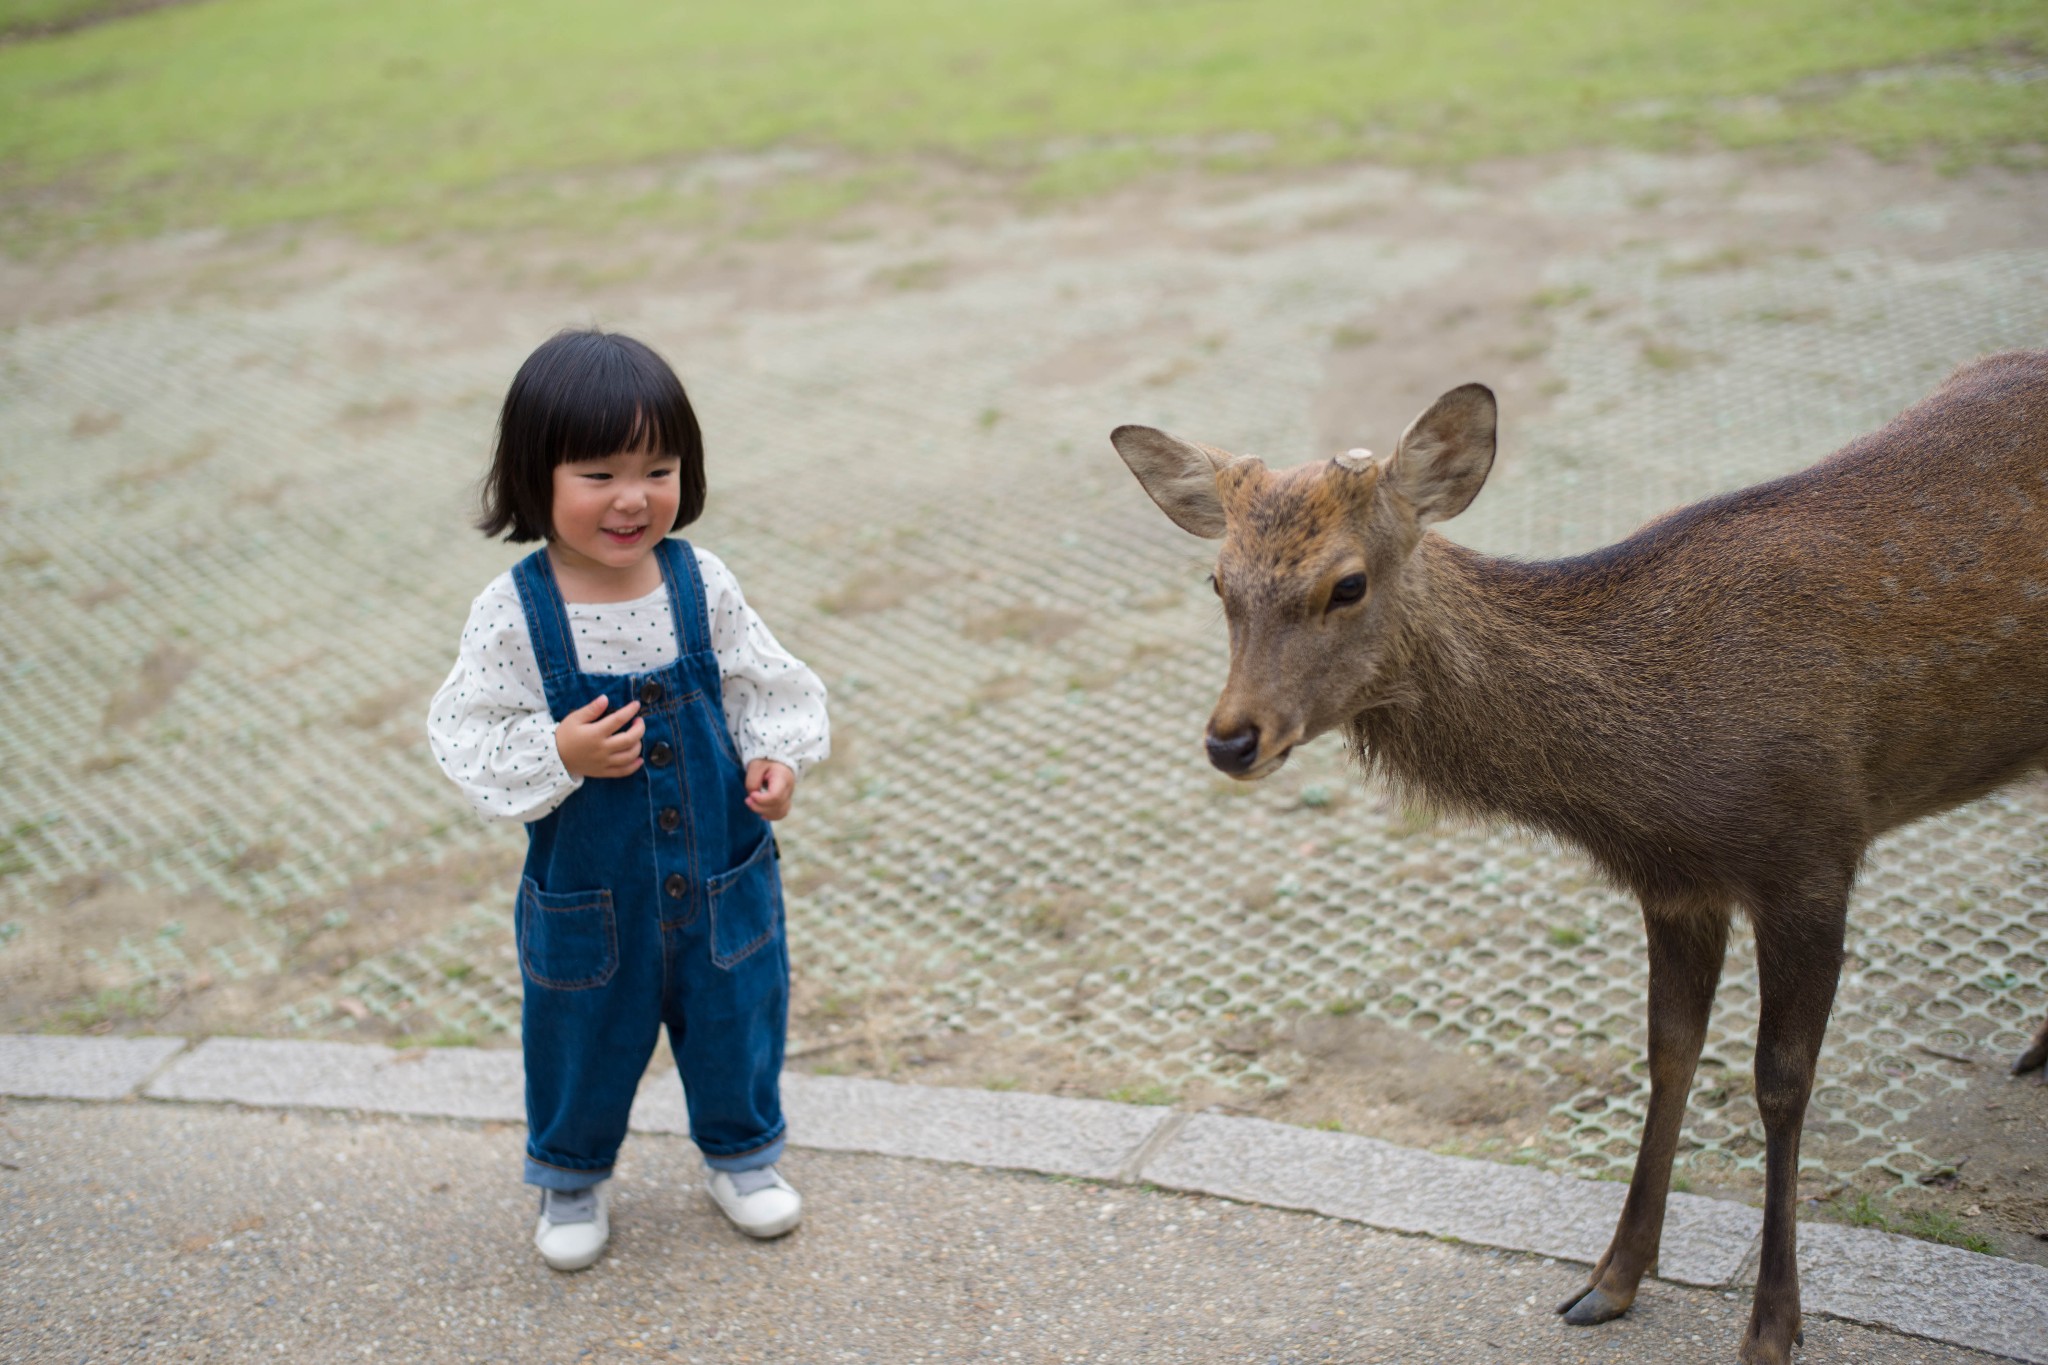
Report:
534,1182,609,1271
705,1165,802,1239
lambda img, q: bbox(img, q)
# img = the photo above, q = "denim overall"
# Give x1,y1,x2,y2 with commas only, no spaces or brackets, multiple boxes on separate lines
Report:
511,538,788,1191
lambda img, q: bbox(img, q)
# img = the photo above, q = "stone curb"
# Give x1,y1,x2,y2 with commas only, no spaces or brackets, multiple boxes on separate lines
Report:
4,1033,2041,1362
1138,1111,1763,1286
0,1033,188,1100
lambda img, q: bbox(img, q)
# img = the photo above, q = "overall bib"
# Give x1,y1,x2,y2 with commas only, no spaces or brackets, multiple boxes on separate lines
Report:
511,538,788,1191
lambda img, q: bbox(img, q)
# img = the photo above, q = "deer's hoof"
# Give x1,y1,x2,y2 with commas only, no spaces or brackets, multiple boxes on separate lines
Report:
1738,1322,1803,1364
1556,1283,1632,1325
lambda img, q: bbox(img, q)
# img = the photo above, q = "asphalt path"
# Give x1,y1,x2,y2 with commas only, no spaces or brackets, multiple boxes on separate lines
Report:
0,1099,2008,1365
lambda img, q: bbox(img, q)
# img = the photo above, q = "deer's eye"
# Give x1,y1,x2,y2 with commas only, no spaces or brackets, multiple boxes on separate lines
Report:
1327,573,1367,610
1208,572,1222,597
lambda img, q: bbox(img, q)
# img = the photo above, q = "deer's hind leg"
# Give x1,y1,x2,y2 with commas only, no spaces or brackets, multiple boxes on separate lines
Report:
1738,880,1851,1365
1559,888,1729,1327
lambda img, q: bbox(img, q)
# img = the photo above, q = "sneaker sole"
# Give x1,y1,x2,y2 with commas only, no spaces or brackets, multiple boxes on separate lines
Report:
706,1191,802,1240
538,1243,606,1272
535,1213,609,1271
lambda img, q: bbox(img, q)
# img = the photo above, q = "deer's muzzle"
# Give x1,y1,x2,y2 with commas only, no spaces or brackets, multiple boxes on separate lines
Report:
1203,720,1296,779
1205,724,1261,775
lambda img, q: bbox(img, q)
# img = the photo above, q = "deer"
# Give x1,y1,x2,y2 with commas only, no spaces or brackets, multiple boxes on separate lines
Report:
1110,349,2048,1365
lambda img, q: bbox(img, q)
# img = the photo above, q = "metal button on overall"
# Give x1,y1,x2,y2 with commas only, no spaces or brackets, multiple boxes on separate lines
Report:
664,873,686,900
638,680,663,707
659,807,681,833
648,741,673,767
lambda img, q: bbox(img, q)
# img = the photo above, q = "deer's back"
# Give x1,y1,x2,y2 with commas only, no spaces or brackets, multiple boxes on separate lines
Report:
1399,352,2048,885
1586,351,2048,830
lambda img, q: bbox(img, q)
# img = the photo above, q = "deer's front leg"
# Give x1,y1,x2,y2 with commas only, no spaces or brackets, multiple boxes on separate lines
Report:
1559,895,1728,1326
1738,895,1849,1365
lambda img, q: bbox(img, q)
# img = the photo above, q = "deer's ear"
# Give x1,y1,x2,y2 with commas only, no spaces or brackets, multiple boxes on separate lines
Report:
1111,425,1235,539
1389,384,1496,525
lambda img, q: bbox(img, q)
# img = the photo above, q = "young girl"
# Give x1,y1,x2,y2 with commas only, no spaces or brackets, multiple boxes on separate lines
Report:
427,329,829,1271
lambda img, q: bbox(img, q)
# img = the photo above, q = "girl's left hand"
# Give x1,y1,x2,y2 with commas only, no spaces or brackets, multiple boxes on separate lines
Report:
745,759,796,821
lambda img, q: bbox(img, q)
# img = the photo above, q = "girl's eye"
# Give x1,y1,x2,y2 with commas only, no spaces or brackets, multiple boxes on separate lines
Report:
1328,574,1367,609
582,471,612,481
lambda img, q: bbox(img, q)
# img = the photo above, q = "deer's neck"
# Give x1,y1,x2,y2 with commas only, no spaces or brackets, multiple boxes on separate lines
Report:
1354,535,1631,833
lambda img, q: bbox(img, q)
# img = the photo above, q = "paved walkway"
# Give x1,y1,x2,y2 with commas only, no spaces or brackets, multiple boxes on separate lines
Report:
2,1034,2041,1363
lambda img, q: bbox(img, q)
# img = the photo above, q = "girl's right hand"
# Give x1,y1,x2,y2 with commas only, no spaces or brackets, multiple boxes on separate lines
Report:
556,696,644,779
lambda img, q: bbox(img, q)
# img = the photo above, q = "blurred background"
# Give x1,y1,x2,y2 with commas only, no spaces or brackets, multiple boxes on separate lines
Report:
3,0,2045,1260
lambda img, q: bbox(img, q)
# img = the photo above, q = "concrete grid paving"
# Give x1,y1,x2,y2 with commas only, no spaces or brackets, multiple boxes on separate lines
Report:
2,156,2046,1194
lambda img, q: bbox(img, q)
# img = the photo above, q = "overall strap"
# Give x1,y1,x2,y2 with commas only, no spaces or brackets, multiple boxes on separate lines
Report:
509,549,583,718
657,538,716,659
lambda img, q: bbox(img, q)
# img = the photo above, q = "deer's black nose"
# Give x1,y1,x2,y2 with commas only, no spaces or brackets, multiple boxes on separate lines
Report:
1205,725,1261,775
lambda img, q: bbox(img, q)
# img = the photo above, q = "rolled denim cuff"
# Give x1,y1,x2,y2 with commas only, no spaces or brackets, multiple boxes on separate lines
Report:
525,1154,613,1191
701,1133,784,1173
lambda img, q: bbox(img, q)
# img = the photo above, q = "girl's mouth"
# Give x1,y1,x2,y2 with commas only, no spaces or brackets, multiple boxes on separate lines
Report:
601,526,647,545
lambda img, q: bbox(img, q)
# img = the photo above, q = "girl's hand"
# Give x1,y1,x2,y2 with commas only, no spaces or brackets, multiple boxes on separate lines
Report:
556,696,644,779
745,759,796,821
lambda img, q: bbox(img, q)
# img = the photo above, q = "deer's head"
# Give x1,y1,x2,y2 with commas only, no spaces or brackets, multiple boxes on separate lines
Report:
1113,383,1496,779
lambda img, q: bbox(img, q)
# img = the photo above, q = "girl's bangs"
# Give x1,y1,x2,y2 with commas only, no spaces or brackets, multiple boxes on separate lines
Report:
543,345,693,464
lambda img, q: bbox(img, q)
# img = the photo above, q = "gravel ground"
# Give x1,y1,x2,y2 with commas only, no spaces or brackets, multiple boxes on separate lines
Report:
0,1099,2012,1364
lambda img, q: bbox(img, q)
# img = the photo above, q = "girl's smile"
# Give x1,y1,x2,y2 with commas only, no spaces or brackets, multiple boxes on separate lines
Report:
548,445,681,600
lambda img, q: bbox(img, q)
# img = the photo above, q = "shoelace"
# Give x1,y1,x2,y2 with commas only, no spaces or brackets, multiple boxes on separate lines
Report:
541,1185,599,1225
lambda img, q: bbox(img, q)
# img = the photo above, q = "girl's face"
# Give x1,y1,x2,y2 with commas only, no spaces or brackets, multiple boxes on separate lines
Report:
548,445,682,588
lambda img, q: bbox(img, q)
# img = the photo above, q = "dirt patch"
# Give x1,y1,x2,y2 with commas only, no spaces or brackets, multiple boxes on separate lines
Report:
962,605,1086,648
0,0,214,45
111,433,215,488
70,408,122,438
1822,1055,2048,1267
341,683,433,733
102,642,197,730
72,578,129,609
971,672,1037,706
336,394,420,431
816,565,944,616
0,847,521,1040
787,965,1553,1158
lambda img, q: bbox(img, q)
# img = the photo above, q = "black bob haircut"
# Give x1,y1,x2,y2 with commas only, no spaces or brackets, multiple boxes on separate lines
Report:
478,329,706,543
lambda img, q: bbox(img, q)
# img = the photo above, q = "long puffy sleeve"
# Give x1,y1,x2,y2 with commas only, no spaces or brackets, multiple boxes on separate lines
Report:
425,575,583,823
695,548,832,778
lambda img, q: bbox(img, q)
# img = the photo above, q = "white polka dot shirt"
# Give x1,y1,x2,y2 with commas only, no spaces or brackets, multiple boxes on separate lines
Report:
426,545,830,823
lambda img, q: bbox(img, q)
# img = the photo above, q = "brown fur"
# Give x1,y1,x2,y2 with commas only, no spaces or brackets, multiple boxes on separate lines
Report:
1111,351,2048,1365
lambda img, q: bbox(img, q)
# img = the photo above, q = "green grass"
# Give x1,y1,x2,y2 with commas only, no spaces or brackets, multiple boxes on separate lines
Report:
1821,1191,1998,1254
55,983,158,1031
1106,1082,1179,1107
1,0,2044,247
1895,1208,1996,1254
392,1029,480,1049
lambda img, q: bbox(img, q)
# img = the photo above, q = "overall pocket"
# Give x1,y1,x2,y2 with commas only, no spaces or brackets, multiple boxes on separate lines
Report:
517,878,618,990
705,833,782,970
